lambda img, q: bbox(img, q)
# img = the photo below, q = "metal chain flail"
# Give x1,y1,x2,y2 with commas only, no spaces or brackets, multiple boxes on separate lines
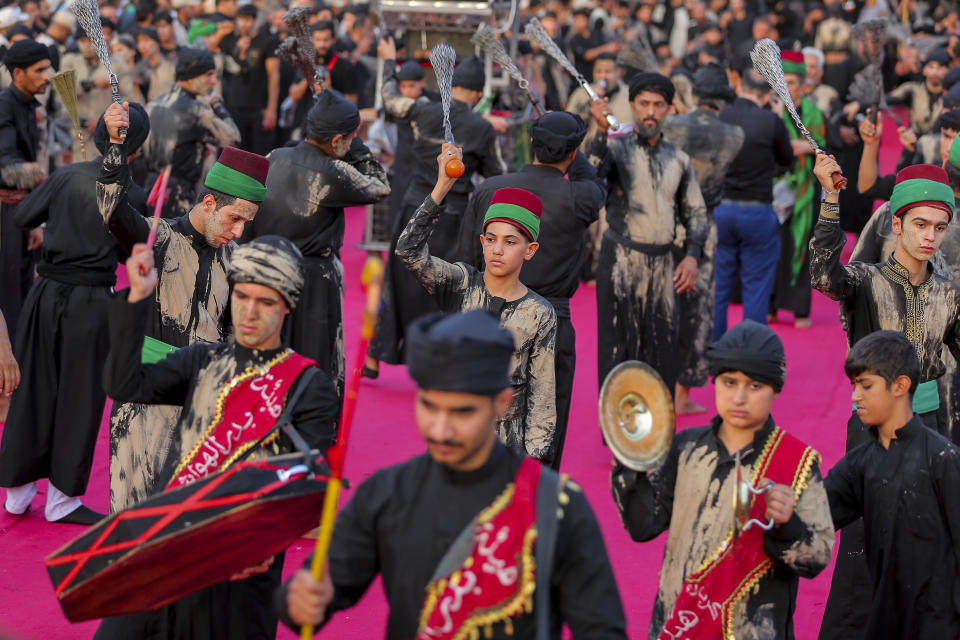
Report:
751,39,821,152
430,43,457,144
283,6,324,87
70,0,124,136
472,23,543,115
525,17,619,128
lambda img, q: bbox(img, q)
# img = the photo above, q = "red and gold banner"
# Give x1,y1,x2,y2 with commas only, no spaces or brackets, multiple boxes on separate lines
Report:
166,349,315,488
417,458,542,640
658,427,820,640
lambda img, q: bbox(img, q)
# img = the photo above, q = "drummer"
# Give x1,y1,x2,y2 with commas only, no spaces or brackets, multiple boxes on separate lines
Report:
611,320,834,639
280,310,628,638
94,238,339,639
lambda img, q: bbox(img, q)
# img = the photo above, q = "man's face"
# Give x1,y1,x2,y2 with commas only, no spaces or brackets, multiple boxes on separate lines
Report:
155,19,174,44
136,34,159,59
236,15,254,36
714,371,777,432
231,282,289,349
398,78,424,100
573,14,588,32
784,72,804,108
184,68,218,95
941,126,958,164
752,18,770,40
636,4,652,23
804,54,823,85
78,36,95,59
924,60,947,88
201,196,258,246
631,89,670,137
16,58,51,95
217,0,236,17
850,372,900,427
415,388,509,470
47,23,69,43
540,16,558,37
312,28,333,56
480,221,538,278
893,206,950,262
593,59,617,87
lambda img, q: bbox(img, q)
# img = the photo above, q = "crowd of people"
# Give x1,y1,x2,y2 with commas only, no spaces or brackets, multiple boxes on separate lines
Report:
1,0,960,637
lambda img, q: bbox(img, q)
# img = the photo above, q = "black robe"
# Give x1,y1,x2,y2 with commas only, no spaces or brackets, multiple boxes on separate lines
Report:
95,291,339,640
456,154,605,468
248,136,390,400
368,66,505,365
0,157,142,496
279,442,628,639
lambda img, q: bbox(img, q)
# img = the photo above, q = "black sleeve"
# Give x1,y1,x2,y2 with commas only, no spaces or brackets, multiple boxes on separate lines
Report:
772,116,796,169
568,151,605,226
609,438,679,542
859,172,895,202
98,143,150,253
12,168,61,228
824,451,865,531
457,186,488,270
282,368,339,454
102,291,206,405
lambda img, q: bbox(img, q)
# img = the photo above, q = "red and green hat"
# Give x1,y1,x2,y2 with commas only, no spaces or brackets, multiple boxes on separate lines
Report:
890,164,955,220
203,146,270,203
781,50,806,76
483,188,543,241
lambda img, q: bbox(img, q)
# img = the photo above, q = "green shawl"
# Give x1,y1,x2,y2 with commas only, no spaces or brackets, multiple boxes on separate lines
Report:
780,97,826,284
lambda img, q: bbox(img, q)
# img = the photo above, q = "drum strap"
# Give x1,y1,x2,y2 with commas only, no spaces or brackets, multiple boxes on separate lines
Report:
534,468,559,640
275,367,320,458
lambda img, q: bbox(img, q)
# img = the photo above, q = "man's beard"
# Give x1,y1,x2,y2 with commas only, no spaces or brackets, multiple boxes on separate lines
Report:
634,119,662,139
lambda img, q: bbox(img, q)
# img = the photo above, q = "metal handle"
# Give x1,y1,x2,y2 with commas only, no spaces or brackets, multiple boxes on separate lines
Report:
110,74,126,139
582,80,621,130
740,483,775,532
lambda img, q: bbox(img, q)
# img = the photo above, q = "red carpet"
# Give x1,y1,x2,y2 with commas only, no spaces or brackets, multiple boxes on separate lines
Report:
0,120,899,638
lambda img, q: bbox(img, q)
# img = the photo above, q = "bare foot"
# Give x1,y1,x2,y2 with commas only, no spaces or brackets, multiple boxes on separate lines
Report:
767,313,777,324
675,384,706,415
794,317,812,329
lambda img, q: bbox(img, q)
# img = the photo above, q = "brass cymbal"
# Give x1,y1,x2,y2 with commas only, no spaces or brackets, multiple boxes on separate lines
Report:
598,361,675,471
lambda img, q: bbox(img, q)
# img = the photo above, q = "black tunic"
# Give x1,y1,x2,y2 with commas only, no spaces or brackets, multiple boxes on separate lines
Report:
95,292,339,640
824,416,960,639
280,442,628,639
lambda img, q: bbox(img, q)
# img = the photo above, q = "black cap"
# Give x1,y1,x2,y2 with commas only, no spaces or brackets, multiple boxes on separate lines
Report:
396,59,424,82
237,4,258,18
452,55,485,92
3,38,49,70
175,46,216,80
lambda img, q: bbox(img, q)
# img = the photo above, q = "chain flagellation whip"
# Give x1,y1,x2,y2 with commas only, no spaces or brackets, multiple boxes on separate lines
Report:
282,6,325,89
472,23,544,116
429,43,465,178
852,19,888,125
69,0,125,138
524,17,620,129
750,38,847,190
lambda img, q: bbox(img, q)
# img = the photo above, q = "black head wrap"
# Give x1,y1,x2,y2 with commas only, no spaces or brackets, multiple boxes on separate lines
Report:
706,320,786,392
530,111,586,163
227,235,305,310
7,24,35,40
3,39,49,70
628,71,675,102
452,55,485,92
305,89,360,142
945,84,960,110
692,62,735,101
136,26,161,44
397,59,424,82
175,47,216,81
406,310,515,396
94,101,150,155
945,66,960,92
925,47,950,68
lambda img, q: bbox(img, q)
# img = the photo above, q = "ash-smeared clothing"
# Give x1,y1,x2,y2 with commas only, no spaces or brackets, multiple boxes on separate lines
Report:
612,417,834,640
662,108,744,387
810,200,960,382
397,196,558,464
141,86,240,217
911,131,941,166
98,142,235,510
887,81,943,136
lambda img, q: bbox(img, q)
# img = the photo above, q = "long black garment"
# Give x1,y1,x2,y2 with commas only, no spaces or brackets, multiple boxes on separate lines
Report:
661,108,745,387
95,292,339,640
824,416,960,639
249,137,390,399
368,64,504,364
0,158,140,495
279,442,628,639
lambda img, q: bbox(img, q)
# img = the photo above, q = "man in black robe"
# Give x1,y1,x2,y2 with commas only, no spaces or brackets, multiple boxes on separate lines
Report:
0,107,149,524
95,236,338,640
280,310,628,639
248,90,390,399
141,47,241,218
456,112,605,468
366,37,504,373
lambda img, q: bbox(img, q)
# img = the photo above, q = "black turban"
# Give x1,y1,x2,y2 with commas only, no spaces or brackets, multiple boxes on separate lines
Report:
945,66,960,92
452,55,485,92
628,71,675,102
692,62,735,101
531,111,586,163
175,47,215,81
305,90,360,142
397,60,424,82
7,24,35,40
3,39,49,70
924,47,950,68
228,236,305,310
407,310,515,396
707,320,786,392
937,108,960,133
94,101,150,156
945,84,960,111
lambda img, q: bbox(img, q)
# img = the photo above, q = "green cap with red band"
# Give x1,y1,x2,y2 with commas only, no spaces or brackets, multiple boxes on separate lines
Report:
482,188,543,241
781,49,806,76
890,164,955,221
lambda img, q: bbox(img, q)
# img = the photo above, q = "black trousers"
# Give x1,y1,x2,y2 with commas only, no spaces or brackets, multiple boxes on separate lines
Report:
0,277,111,495
550,316,575,470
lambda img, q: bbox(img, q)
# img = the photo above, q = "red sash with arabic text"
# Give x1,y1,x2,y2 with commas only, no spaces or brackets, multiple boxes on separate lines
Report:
417,458,541,640
166,349,315,489
658,427,820,640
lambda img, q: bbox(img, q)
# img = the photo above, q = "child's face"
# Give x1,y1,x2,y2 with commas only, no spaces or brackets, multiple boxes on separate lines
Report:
480,222,539,277
850,373,898,426
714,371,777,432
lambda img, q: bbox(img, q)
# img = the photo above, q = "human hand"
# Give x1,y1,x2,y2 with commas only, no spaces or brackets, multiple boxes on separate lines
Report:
287,568,334,627
842,100,860,122
94,76,111,90
27,226,43,251
431,142,463,203
0,333,19,396
104,101,129,143
589,98,612,130
230,555,274,581
839,125,859,146
858,112,882,145
377,36,396,61
762,481,796,525
262,108,277,131
898,126,917,152
126,243,158,303
483,114,510,133
813,152,843,194
673,256,697,293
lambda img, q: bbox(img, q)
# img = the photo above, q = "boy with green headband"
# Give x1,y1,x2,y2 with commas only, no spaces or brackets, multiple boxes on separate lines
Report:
811,155,960,639
396,143,558,466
